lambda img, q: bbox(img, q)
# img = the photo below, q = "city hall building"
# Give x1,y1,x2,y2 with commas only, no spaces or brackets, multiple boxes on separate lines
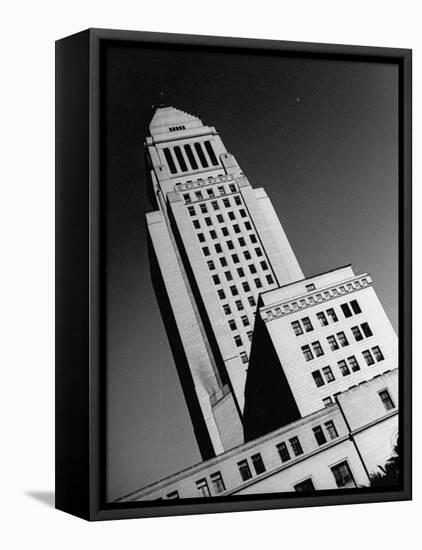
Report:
117,107,398,502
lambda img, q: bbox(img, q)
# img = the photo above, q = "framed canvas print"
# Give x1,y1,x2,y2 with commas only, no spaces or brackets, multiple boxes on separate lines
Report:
55,28,412,521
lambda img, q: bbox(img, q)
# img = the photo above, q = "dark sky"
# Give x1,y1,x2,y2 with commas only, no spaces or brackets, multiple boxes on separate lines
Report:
103,43,398,502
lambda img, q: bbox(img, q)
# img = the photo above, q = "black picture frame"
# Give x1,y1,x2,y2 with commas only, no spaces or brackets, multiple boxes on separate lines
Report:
55,28,412,521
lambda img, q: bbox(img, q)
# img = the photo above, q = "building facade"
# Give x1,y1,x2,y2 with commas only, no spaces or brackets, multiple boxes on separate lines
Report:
116,369,398,501
146,107,303,458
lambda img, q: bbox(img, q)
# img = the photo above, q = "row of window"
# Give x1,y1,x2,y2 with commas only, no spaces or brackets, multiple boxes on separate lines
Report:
212,273,273,290
291,299,362,337
234,332,253,348
188,194,242,216
168,125,186,132
199,229,259,248
203,244,264,261
184,183,237,203
323,387,395,412
294,460,356,491
208,258,269,275
300,323,374,361
311,347,385,387
163,140,219,175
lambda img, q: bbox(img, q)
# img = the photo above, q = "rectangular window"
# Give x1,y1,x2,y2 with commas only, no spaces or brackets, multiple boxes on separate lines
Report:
163,147,177,174
361,322,373,337
206,188,214,198
244,250,251,260
312,370,325,387
239,208,247,218
341,303,352,318
229,319,237,331
245,221,252,230
211,200,219,211
338,360,351,376
238,459,252,481
313,426,327,446
326,308,338,322
198,233,205,243
255,247,263,257
210,230,217,239
234,195,242,205
312,341,324,357
323,397,333,407
194,142,209,168
233,224,241,234
196,478,211,497
251,453,266,475
202,247,210,256
247,331,253,341
322,366,335,383
248,296,256,307
317,312,328,326
327,335,339,351
229,183,236,192
218,186,225,195
210,472,226,494
289,436,304,457
234,335,242,347
227,240,234,250
277,442,291,463
242,282,250,292
249,264,257,274
200,203,207,213
193,220,200,229
235,300,244,311
183,193,191,204
250,234,257,244
302,317,313,332
232,254,239,263
237,267,245,278
204,140,219,166
351,326,363,341
337,331,349,347
294,478,315,492
188,206,195,217
230,285,238,296
195,190,203,201
240,351,248,364
207,260,215,270
302,345,314,361
241,315,250,327
331,461,356,488
225,271,233,281
217,289,225,300
166,490,179,499
228,211,235,220
238,237,246,247
254,278,262,289
347,355,360,372
379,389,395,411
212,275,220,285
223,304,231,315
266,274,274,284
350,299,362,314
215,243,222,253
223,198,230,207
292,321,303,336
362,349,375,365
324,420,339,440
372,346,384,362
217,214,224,223
260,260,268,270
220,257,227,267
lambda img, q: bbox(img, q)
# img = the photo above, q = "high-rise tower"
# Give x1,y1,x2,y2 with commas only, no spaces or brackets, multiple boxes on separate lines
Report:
145,107,303,458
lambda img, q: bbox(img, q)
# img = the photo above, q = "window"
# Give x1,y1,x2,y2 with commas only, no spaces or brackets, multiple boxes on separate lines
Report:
227,240,234,250
196,478,211,497
217,289,225,300
266,274,274,284
197,233,205,243
234,195,242,205
351,326,363,341
229,183,236,192
230,285,238,296
195,190,203,201
379,389,395,411
163,147,177,174
302,317,313,332
238,237,246,247
249,264,257,274
210,472,225,494
372,346,384,361
183,193,191,204
220,257,227,267
313,426,327,446
244,250,251,260
233,224,240,234
251,453,266,475
212,275,220,285
341,303,352,318
184,144,198,170
331,461,356,488
324,420,338,440
215,243,222,253
250,234,257,244
326,308,338,322
239,208,247,218
302,345,314,361
294,478,315,492
322,366,335,383
361,322,373,337
242,282,251,292
255,247,263,257
260,260,268,270
247,331,253,341
337,331,349,347
188,205,195,217
207,260,215,270
292,321,303,336
254,278,262,289
223,198,230,207
223,304,231,315
312,370,325,387
217,214,224,223
338,360,351,376
350,299,362,314
241,315,250,327
218,186,225,195
204,140,219,166
289,436,304,456
248,296,256,307
234,335,242,347
211,200,219,211
166,490,179,499
200,203,207,214
202,247,210,256
228,211,235,221
347,355,360,372
193,220,200,229
245,221,252,230
317,312,328,327
210,230,217,240
238,459,252,481
362,349,375,366
327,335,339,351
323,397,333,407
240,351,248,364
225,271,233,282
194,142,209,168
235,300,244,311
229,319,237,331
232,254,240,263
312,341,324,357
237,267,245,278
306,283,316,291
277,442,291,463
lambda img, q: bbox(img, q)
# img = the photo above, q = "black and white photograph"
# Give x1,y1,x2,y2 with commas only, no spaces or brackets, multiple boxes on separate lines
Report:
96,37,407,507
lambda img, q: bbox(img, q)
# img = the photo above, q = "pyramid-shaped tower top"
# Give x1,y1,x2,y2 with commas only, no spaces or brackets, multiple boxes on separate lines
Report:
149,106,204,138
